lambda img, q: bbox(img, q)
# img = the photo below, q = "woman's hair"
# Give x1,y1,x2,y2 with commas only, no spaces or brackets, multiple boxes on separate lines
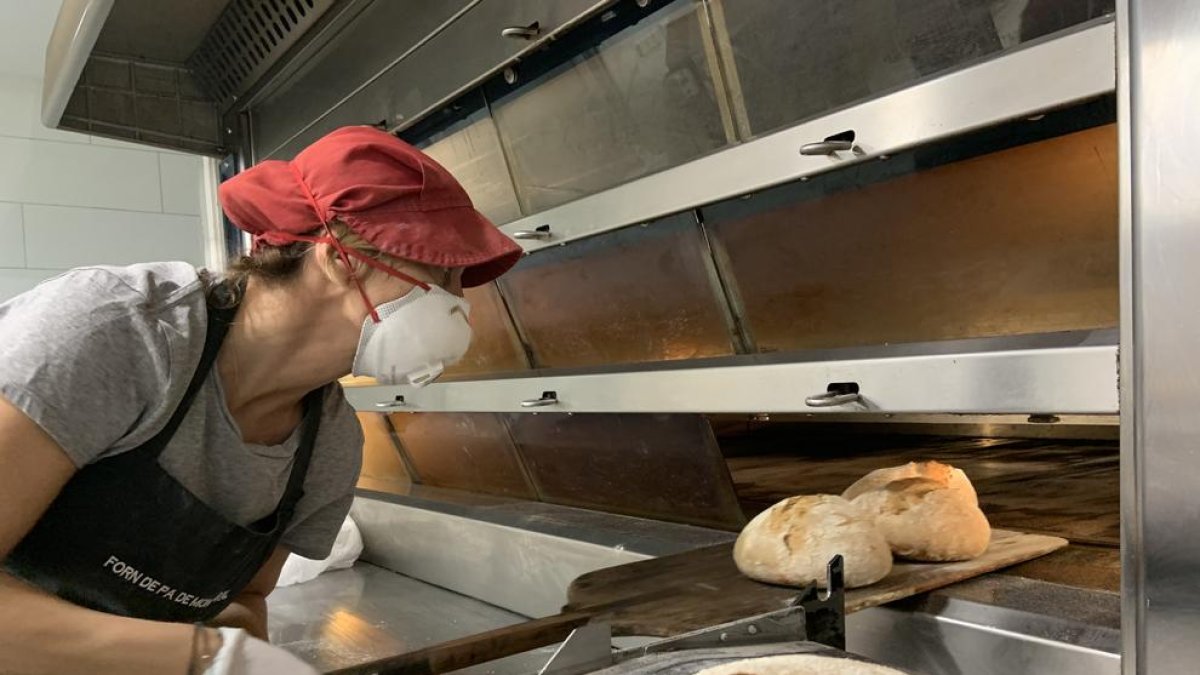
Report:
207,220,389,306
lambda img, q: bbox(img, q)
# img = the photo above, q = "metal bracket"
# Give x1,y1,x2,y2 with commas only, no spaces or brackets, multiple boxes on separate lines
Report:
793,555,847,650
539,622,614,675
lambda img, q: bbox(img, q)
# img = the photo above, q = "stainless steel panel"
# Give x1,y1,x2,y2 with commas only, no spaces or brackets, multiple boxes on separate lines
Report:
847,579,1119,675
250,0,472,160
712,0,1114,138
354,485,736,556
498,213,735,369
350,496,649,617
499,23,1116,255
418,104,525,226
708,124,1118,351
267,563,531,673
188,0,341,109
388,412,537,499
342,336,1120,415
91,0,228,63
42,0,116,129
504,413,745,529
1120,0,1200,672
267,0,609,160
443,282,530,379
490,0,730,213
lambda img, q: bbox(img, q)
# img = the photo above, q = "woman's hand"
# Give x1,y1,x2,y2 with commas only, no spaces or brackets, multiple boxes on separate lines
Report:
205,628,318,675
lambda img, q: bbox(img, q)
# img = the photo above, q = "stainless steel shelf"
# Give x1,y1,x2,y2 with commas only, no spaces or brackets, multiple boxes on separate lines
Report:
499,21,1116,254
344,339,1119,415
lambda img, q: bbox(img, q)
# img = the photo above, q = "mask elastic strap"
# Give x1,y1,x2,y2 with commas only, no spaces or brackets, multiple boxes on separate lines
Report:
285,165,430,324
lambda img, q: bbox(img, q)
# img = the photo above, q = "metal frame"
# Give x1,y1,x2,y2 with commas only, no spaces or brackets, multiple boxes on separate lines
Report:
498,20,1116,253
198,157,226,271
41,0,115,128
1119,0,1200,672
346,342,1118,415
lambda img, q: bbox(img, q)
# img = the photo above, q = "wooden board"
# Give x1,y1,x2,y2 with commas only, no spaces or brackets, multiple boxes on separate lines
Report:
565,529,1067,637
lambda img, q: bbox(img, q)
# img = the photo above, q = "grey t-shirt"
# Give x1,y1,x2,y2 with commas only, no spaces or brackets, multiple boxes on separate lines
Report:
0,262,363,559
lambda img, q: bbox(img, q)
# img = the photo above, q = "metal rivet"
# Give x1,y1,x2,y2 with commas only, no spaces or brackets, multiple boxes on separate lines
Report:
719,632,729,642
747,625,759,635
636,0,650,6
799,176,810,182
503,67,517,85
878,154,890,161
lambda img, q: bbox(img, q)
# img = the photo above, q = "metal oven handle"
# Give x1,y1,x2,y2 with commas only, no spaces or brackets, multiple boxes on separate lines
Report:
375,396,408,410
521,391,559,408
799,140,854,156
513,224,553,241
501,22,541,40
800,130,857,156
804,391,861,407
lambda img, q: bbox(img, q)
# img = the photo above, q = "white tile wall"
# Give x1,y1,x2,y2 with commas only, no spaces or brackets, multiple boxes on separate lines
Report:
0,74,88,144
0,73,214,303
0,136,164,212
0,202,24,267
23,205,204,268
159,153,204,216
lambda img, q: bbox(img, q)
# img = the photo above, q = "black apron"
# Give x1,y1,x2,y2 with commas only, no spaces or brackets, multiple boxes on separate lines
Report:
3,293,324,622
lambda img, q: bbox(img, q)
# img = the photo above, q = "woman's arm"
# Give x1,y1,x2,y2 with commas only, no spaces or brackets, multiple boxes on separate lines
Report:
0,396,199,675
209,546,289,640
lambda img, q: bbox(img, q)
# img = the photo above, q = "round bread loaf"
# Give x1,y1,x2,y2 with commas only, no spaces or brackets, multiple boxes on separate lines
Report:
733,495,892,589
842,461,991,562
694,653,908,675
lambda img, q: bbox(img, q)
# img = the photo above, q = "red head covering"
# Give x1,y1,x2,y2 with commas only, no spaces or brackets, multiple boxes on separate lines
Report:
218,126,523,290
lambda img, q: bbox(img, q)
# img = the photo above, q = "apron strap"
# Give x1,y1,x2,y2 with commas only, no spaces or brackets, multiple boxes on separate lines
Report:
137,284,239,460
275,386,325,519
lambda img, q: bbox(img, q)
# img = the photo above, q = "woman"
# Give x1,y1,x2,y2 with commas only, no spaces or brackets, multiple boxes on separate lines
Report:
0,126,522,674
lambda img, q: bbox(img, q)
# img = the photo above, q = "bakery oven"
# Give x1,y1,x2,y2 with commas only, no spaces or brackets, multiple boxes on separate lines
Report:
42,0,1198,672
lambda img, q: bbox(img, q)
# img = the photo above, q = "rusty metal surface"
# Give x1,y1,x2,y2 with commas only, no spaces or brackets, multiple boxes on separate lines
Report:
442,283,531,381
722,432,1118,546
708,124,1119,352
354,412,411,494
505,413,746,530
499,213,735,369
389,412,538,500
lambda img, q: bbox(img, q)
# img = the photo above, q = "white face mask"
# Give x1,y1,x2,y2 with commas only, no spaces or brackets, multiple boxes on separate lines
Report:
351,285,472,387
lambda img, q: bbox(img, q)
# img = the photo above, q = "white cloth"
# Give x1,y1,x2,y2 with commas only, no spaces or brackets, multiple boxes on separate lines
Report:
276,515,363,587
206,627,318,675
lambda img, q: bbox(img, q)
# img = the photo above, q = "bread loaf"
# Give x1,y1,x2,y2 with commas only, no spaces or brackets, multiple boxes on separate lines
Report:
843,461,990,562
733,495,892,589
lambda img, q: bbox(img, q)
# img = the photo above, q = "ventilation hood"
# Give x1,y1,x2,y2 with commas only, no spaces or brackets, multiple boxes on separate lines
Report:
41,0,341,155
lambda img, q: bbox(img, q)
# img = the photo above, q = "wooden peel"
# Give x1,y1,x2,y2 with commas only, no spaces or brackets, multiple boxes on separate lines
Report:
333,530,1065,673
565,529,1068,637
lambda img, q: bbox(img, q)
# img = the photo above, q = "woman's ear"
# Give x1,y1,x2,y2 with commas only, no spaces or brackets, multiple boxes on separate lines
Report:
313,241,368,288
